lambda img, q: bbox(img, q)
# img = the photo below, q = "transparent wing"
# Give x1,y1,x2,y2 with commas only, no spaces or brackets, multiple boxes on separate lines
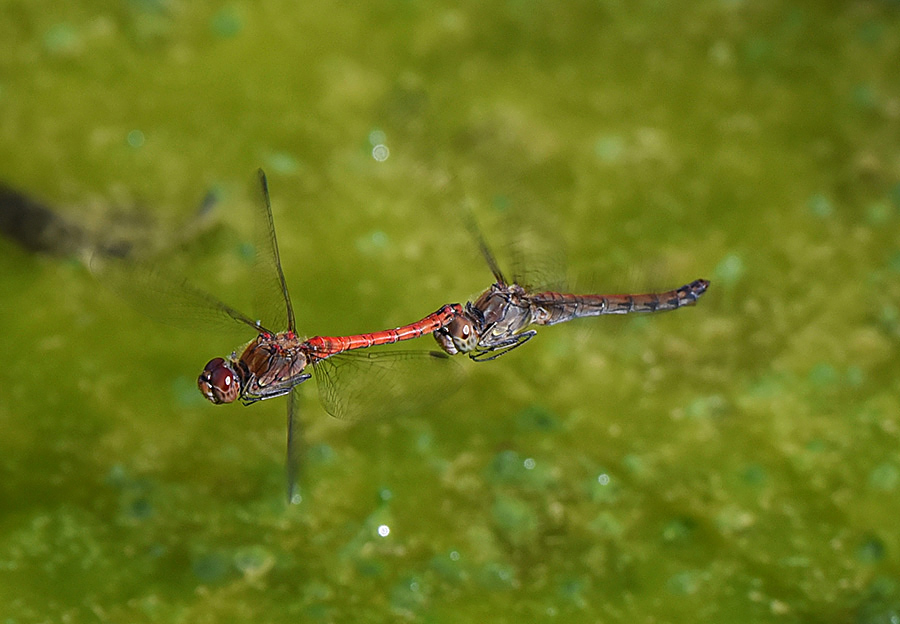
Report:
459,207,507,285
285,388,304,505
313,349,464,422
458,205,567,293
252,170,294,334
89,250,266,334
501,211,568,293
88,176,286,336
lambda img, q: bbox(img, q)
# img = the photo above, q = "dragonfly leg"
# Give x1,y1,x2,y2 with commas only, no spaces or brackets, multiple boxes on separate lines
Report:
471,331,537,362
241,373,313,405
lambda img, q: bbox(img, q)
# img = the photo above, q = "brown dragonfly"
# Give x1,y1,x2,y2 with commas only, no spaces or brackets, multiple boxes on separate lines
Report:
434,215,709,361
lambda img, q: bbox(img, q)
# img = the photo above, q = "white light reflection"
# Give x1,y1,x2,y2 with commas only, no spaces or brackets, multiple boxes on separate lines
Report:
372,144,390,162
377,524,390,537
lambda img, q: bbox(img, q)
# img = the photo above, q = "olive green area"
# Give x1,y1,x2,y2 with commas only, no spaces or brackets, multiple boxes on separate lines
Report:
1,1,899,622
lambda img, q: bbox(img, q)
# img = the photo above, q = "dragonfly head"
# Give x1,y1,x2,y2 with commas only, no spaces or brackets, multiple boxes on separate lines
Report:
434,313,480,355
198,357,241,404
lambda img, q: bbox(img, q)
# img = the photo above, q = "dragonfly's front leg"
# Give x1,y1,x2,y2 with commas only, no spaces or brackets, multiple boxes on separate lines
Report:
241,373,312,405
471,331,537,361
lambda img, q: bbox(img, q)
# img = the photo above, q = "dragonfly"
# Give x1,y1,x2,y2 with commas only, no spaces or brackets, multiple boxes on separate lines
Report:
433,216,709,361
96,170,462,503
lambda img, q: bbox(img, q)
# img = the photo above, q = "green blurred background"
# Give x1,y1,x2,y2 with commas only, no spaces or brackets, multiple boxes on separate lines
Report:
1,1,899,622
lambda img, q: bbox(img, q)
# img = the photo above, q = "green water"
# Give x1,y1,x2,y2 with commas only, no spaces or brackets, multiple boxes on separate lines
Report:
2,1,900,622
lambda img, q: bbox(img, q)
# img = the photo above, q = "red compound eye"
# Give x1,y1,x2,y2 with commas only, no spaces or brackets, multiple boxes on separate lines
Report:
198,357,240,404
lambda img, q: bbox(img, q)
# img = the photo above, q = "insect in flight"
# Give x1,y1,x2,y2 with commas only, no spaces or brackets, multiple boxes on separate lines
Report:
434,214,709,361
96,170,462,503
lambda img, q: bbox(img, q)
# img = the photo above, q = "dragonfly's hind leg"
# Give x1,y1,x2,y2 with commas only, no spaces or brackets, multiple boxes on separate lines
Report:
470,331,537,362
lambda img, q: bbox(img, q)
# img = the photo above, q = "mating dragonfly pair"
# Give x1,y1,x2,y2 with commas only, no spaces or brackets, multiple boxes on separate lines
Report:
125,170,709,501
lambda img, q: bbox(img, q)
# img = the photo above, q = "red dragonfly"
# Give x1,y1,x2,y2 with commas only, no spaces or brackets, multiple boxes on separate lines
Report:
434,216,709,361
97,170,462,502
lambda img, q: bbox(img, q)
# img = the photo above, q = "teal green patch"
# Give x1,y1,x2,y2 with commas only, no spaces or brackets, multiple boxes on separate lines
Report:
237,240,255,263
128,0,167,13
667,570,703,595
851,84,878,110
265,152,300,174
887,252,900,273
846,365,864,387
476,562,517,590
622,453,647,477
857,577,900,624
414,430,434,453
355,230,390,254
557,576,589,609
429,551,465,583
515,404,560,432
589,511,624,537
740,463,767,486
866,201,892,226
868,463,899,491
808,362,839,387
125,496,154,520
192,551,231,583
746,373,786,398
858,20,885,44
685,394,729,419
367,128,386,146
307,442,337,465
587,471,619,504
880,304,899,333
808,194,834,218
485,449,524,484
43,23,80,55
356,558,385,577
805,439,826,453
126,129,146,148
233,545,275,576
171,374,207,407
390,575,427,613
662,517,697,544
713,253,745,286
594,135,624,163
491,195,511,213
484,450,553,489
742,37,772,64
491,495,538,544
856,535,886,564
210,7,243,38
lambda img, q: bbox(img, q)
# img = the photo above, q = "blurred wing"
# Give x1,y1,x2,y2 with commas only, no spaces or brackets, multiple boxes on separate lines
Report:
458,205,567,292
89,250,266,333
502,215,568,293
286,388,304,505
459,207,507,285
314,349,464,422
251,170,294,334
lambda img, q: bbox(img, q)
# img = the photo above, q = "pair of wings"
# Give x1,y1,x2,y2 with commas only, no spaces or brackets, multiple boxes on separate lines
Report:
92,171,462,502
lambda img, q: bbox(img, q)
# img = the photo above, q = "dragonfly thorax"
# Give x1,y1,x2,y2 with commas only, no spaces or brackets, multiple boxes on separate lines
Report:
234,333,312,403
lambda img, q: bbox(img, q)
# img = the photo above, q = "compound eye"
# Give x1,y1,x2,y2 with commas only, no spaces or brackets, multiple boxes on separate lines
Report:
198,357,240,404
449,317,478,352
